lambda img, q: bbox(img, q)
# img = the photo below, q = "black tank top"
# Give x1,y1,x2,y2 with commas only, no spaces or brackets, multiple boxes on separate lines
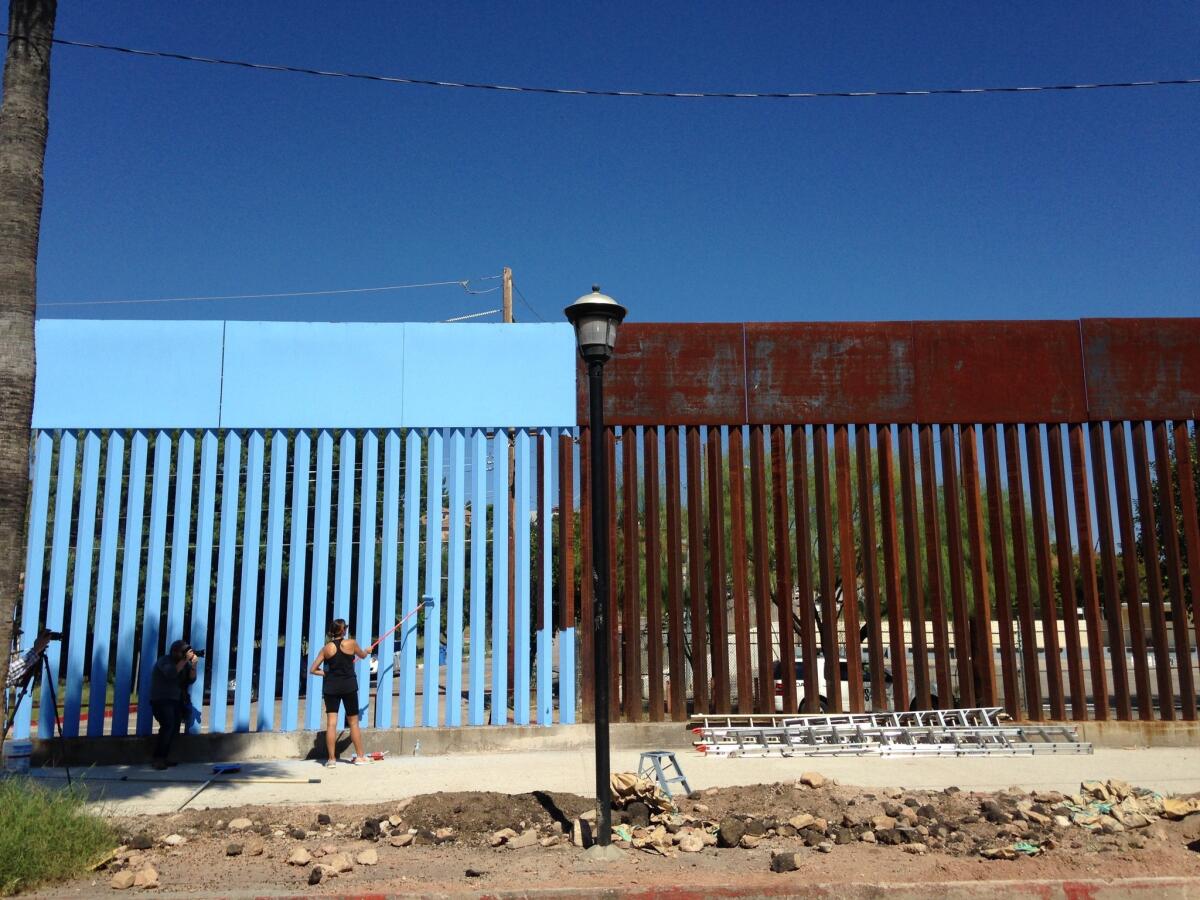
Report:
322,639,357,695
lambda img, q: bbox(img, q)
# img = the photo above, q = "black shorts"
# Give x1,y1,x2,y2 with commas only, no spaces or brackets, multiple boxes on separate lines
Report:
323,691,360,716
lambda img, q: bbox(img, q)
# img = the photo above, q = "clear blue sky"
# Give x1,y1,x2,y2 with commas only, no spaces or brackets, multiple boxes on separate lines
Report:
30,1,1200,323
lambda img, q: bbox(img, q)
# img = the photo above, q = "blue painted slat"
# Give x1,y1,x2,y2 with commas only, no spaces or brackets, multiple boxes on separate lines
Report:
63,431,99,737
513,430,531,726
209,431,242,734
491,433,509,726
560,430,576,726
355,431,378,723
165,431,195,646
15,432,53,740
333,430,356,730
399,430,422,728
234,431,265,732
537,429,554,725
111,431,147,736
423,430,444,727
87,431,124,737
282,431,311,732
257,431,287,731
40,431,77,739
467,430,487,726
135,432,172,736
375,430,401,729
445,429,466,727
187,431,218,733
305,431,334,731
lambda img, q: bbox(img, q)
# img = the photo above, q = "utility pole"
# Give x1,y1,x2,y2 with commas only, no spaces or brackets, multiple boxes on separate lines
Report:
502,267,513,325
502,267,516,706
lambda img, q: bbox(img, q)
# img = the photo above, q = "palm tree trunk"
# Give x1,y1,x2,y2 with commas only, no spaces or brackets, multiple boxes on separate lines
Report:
0,0,56,742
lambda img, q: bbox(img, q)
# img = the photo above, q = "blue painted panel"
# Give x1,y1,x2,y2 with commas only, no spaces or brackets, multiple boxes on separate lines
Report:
40,431,76,738
135,432,171,736
375,430,401,729
88,431,123,737
63,431,99,737
188,431,218,733
467,430,487,726
258,431,287,731
333,430,356,730
111,431,147,736
221,323,405,428
355,431,379,723
399,430,422,728
210,432,242,734
513,430,532,726
282,431,311,732
537,429,554,726
305,432,335,731
444,430,466,727
165,432,195,646
491,433,509,726
15,432,53,740
234,431,264,732
33,320,224,428
423,429,444,727
560,428,576,726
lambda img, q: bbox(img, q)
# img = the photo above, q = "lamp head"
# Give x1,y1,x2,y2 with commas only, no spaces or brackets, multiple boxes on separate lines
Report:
564,285,627,364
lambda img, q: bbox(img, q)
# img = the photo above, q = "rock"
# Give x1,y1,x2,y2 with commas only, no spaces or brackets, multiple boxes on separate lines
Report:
490,828,518,847
800,772,826,789
388,814,403,827
307,867,322,886
788,814,815,830
624,801,651,828
245,837,265,856
1054,815,1072,829
693,802,710,814
435,827,456,843
129,834,153,851
813,817,829,833
1025,810,1051,826
860,830,876,844
770,851,799,873
834,828,854,845
981,846,1018,860
678,833,704,853
699,829,718,847
390,833,414,847
356,849,378,866
161,833,185,847
132,866,158,889
228,818,253,832
580,809,597,823
800,828,825,847
898,808,919,825
507,829,539,850
882,802,904,818
778,824,797,838
289,827,307,840
326,853,353,873
745,819,767,838
539,836,560,848
876,829,904,846
917,805,938,821
226,843,243,856
317,813,332,826
817,840,834,853
872,814,897,831
719,817,747,848
319,843,338,856
111,871,135,890
287,848,312,866
740,834,763,849
903,843,928,855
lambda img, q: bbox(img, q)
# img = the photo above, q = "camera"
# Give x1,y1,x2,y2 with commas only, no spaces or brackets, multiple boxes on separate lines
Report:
44,630,63,641
190,648,206,659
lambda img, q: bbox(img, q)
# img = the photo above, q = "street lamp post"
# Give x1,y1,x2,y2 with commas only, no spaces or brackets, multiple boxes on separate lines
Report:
564,285,626,851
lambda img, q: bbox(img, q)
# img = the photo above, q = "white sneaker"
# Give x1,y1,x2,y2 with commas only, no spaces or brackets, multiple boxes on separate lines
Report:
324,759,337,768
352,756,370,766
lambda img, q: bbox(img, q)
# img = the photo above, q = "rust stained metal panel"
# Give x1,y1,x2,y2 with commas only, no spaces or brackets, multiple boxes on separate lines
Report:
913,321,1087,424
578,324,746,426
745,322,915,425
1083,319,1200,421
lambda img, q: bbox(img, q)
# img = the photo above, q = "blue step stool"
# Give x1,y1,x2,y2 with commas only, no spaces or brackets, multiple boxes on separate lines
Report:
638,750,692,799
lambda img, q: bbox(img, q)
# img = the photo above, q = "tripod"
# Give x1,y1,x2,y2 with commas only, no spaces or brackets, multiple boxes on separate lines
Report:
2,653,71,787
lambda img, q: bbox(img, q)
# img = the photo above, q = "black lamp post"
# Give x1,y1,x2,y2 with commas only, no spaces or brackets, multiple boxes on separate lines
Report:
564,285,626,850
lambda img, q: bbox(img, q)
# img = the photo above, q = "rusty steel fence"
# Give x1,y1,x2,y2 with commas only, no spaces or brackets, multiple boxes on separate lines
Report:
569,319,1200,725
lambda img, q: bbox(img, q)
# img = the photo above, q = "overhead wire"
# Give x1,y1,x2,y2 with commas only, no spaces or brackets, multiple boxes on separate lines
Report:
12,33,1198,101
513,284,546,322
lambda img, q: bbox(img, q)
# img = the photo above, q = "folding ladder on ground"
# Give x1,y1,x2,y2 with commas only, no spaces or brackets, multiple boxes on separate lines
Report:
638,750,692,799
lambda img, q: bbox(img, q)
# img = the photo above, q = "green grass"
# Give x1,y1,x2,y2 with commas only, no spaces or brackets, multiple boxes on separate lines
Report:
0,776,116,895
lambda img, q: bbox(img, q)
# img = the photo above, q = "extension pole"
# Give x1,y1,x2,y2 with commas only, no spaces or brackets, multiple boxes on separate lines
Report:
503,267,517,707
366,600,427,655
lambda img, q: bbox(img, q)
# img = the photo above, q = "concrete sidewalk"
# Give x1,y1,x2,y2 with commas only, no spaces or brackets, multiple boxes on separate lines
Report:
31,745,1200,816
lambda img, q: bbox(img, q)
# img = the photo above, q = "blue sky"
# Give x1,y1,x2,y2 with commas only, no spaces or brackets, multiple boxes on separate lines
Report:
31,1,1200,323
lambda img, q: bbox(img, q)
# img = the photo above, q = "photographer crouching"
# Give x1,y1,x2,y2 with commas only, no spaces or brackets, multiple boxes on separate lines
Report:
149,640,201,770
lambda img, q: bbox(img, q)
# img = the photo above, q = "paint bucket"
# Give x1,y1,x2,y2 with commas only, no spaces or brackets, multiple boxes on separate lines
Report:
3,739,32,774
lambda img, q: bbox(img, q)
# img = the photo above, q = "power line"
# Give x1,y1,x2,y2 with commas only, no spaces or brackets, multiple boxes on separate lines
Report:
40,275,502,308
443,307,502,323
513,284,546,322
18,33,1199,101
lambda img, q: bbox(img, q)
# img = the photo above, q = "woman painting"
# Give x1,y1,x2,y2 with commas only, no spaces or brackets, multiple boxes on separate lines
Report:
309,618,371,767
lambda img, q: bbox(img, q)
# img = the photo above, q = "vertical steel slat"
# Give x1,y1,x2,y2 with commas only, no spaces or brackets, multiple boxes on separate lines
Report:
399,430,423,728
166,431,195,648
641,427,662,721
187,431,218,733
1070,422,1110,721
209,431,241,734
424,429,446,727
749,425,774,713
621,427,641,720
333,431,356,645
708,426,731,712
39,430,76,739
469,430,489,726
1003,424,1042,720
447,429,468,727
355,431,379,725
1174,421,1200,688
771,425,796,714
729,428,753,712
233,430,264,733
88,431,124,737
959,425,996,708
490,431,509,725
304,431,334,732
983,425,1019,718
664,426,687,720
917,424,951,711
63,431,99,737
856,425,886,711
813,425,842,711
537,429,553,725
282,431,310,732
1048,425,1089,720
793,426,822,713
940,424,976,708
1024,425,1065,720
557,430,576,725
876,425,909,712
112,432,147,736
834,424,864,712
898,424,930,710
258,431,288,731
14,431,52,739
578,426,593,723
1153,421,1196,720
1085,423,1131,720
134,432,171,737
607,427,620,720
1128,420,1176,724
375,430,400,729
512,429,531,725
685,426,709,714
1110,422,1152,719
